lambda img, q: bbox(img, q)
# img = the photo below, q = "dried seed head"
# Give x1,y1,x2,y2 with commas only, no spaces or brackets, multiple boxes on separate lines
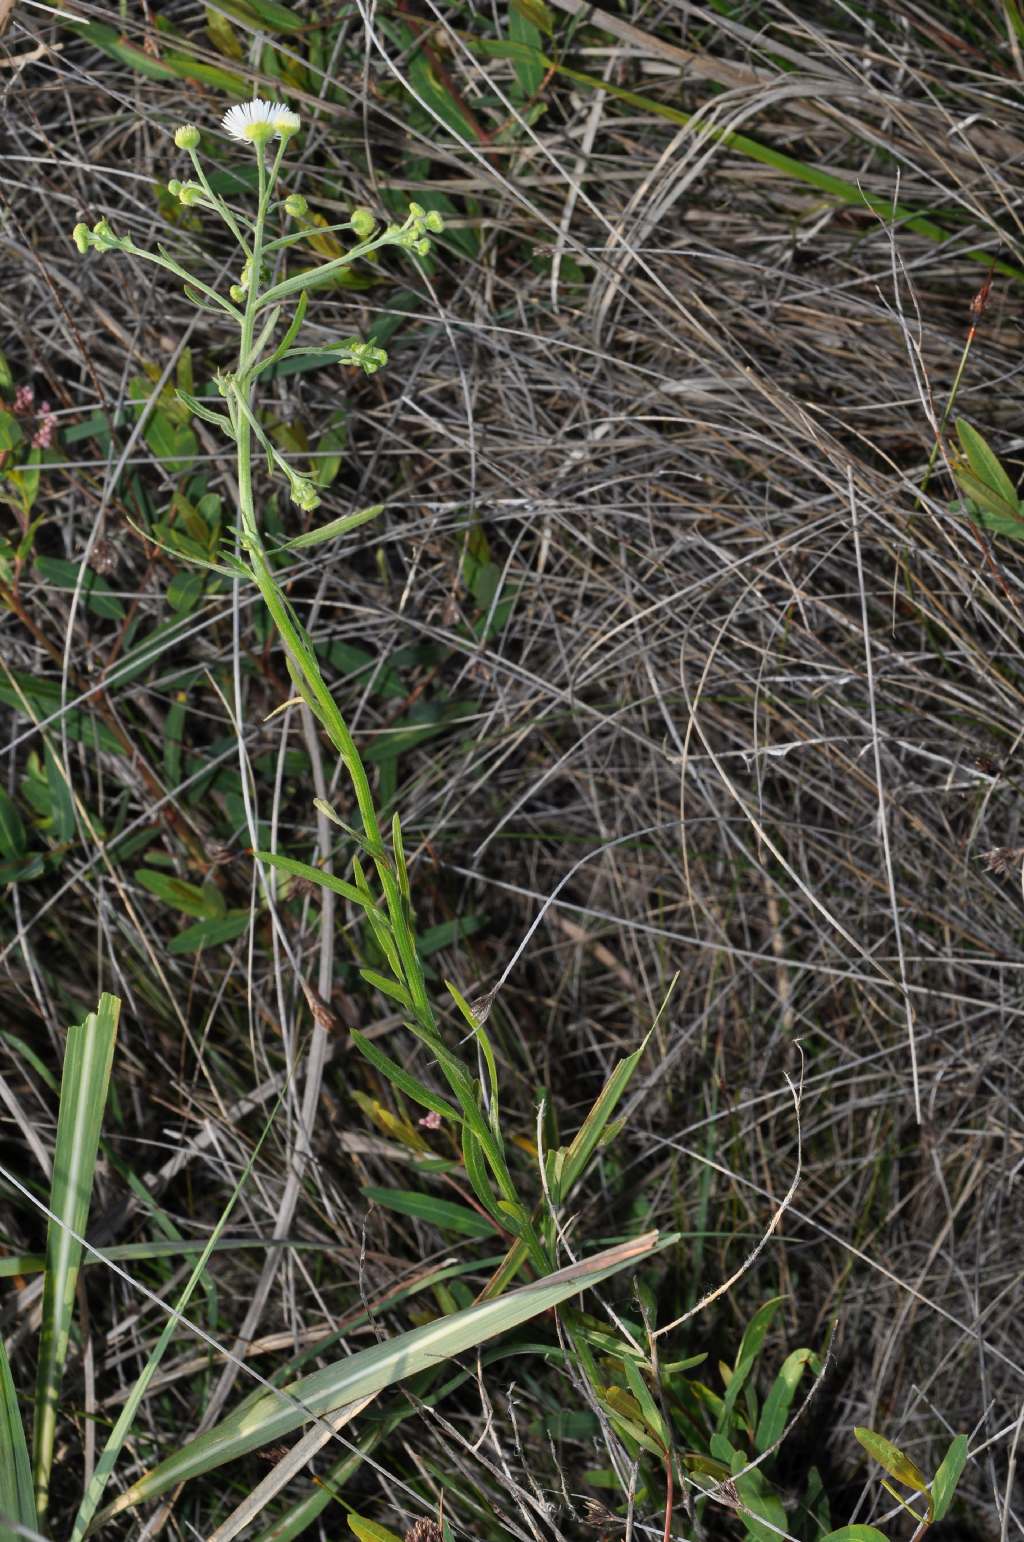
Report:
980,846,1024,875
404,1520,442,1542
89,537,120,575
581,1500,618,1529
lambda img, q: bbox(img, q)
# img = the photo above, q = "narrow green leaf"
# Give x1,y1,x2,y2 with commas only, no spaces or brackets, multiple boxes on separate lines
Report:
558,1031,650,1201
511,0,554,33
283,503,383,549
361,1186,497,1238
175,388,233,434
0,1331,34,1537
32,994,120,1522
601,1386,665,1457
930,1433,968,1522
168,910,251,954
135,868,224,919
854,1427,929,1493
206,3,244,57
350,1030,460,1123
359,967,412,1009
718,1296,785,1435
507,6,544,95
257,849,387,915
461,1123,501,1219
755,1347,815,1451
96,1231,673,1521
0,789,26,860
621,1359,666,1446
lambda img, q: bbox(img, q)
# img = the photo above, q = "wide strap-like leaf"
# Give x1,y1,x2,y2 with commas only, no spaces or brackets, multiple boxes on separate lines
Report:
95,1230,672,1524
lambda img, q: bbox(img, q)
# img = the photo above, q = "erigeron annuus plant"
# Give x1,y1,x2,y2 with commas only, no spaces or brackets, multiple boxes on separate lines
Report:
73,100,447,1044
53,100,679,1537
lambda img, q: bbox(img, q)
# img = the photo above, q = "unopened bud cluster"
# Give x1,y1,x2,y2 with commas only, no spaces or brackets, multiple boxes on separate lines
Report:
72,218,129,255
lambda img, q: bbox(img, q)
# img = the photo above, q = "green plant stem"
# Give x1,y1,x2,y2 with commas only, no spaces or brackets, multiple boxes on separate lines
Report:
232,148,403,939
187,146,252,255
128,244,244,322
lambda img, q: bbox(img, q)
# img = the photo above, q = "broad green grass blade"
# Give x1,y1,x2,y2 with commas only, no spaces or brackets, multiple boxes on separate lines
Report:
70,1081,285,1542
32,993,120,1523
96,1230,673,1522
0,1331,34,1540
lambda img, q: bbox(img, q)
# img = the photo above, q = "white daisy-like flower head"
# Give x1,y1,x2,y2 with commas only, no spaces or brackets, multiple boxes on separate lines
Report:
222,99,299,146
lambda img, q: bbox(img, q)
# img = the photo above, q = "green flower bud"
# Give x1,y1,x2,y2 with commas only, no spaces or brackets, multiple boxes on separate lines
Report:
424,209,444,233
414,237,431,256
167,178,182,197
289,476,321,512
407,201,426,220
284,193,308,218
229,283,246,303
91,218,120,252
72,222,91,254
174,123,201,150
178,183,204,207
350,206,377,240
342,339,388,376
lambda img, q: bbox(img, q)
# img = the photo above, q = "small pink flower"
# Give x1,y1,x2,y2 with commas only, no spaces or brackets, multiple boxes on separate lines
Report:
32,405,56,449
13,385,34,415
418,1110,442,1131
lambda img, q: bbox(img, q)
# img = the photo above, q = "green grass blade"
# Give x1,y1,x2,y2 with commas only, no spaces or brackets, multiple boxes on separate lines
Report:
69,1082,285,1542
558,1031,650,1202
539,58,1024,285
95,1230,673,1522
32,993,120,1523
0,1331,34,1539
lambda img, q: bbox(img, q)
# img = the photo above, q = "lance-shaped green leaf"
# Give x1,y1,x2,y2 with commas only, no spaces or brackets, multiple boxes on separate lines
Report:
930,1433,968,1522
854,1427,928,1493
717,1296,784,1435
94,1230,673,1524
556,1030,651,1204
282,503,383,550
955,421,1019,510
33,994,120,1522
755,1346,818,1452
